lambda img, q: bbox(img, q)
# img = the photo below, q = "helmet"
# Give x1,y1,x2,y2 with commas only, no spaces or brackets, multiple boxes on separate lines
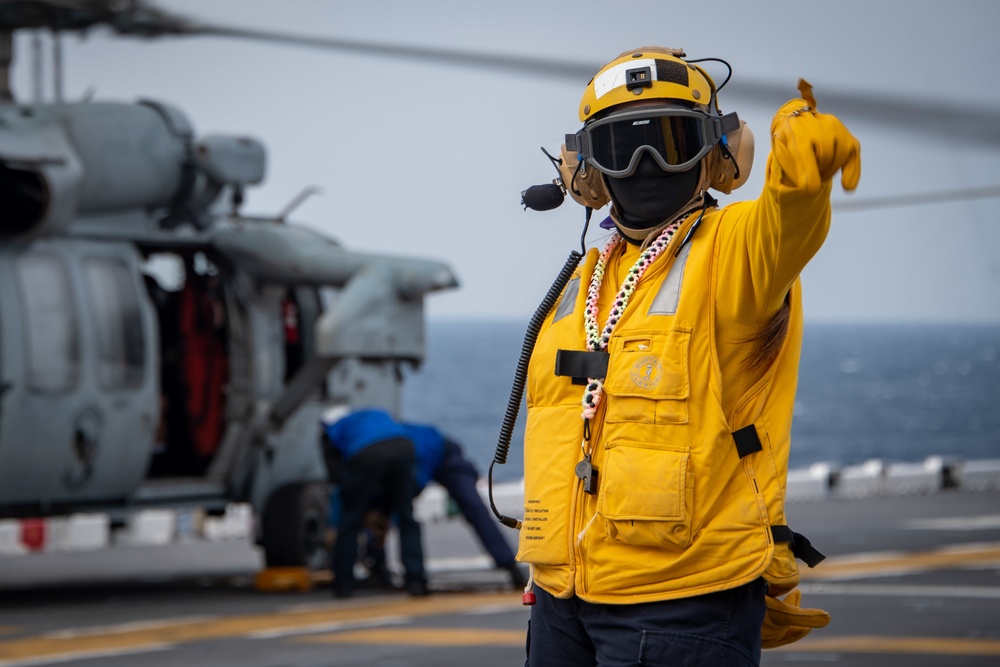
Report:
578,47,713,122
562,46,753,212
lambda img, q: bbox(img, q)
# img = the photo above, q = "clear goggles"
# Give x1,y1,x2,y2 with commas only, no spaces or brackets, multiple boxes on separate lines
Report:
566,106,739,178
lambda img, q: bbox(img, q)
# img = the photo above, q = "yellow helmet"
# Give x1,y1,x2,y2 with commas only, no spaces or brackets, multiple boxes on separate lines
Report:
578,47,715,122
564,46,754,202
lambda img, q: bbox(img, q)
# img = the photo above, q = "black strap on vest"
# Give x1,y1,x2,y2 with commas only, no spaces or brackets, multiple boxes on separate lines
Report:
732,424,763,458
555,349,610,385
733,424,826,567
771,525,826,568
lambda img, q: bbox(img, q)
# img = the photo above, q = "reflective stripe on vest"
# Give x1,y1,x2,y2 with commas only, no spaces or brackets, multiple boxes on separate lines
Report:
553,276,580,323
648,241,692,315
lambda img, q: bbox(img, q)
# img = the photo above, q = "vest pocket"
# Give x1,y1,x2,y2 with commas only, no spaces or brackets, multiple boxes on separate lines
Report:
598,441,693,549
603,329,690,425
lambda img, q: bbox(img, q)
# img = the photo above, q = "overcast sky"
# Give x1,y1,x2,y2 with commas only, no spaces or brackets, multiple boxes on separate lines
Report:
12,0,1000,322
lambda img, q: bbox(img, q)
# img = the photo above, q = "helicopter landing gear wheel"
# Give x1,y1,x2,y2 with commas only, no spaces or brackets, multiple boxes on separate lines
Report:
261,482,330,571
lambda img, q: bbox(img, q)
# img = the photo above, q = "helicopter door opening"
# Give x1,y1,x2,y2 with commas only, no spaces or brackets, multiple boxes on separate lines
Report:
282,286,323,387
0,163,47,238
144,252,230,479
282,289,303,383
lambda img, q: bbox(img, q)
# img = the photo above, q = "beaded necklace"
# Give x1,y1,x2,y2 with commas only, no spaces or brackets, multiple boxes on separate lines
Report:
581,221,681,420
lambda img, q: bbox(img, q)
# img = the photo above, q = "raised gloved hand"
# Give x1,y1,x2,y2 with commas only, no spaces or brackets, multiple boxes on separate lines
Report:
768,79,861,194
761,587,831,649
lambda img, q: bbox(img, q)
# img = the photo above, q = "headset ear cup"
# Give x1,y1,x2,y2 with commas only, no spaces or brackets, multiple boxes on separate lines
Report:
710,121,755,194
730,121,755,190
559,144,610,209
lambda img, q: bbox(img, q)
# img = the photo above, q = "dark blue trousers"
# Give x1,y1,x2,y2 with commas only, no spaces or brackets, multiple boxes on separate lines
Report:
333,438,424,595
433,438,517,567
526,579,766,667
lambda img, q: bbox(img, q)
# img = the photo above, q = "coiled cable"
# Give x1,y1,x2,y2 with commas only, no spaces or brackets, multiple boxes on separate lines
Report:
488,248,585,529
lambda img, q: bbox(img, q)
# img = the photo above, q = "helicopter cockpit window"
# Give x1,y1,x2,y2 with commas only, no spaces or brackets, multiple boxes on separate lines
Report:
83,258,146,391
14,254,79,393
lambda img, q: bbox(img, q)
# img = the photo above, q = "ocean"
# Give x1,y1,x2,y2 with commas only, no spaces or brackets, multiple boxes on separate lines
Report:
402,321,1000,483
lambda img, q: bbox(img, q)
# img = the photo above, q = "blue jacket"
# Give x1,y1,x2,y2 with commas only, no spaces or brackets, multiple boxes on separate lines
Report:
403,423,446,491
323,409,409,462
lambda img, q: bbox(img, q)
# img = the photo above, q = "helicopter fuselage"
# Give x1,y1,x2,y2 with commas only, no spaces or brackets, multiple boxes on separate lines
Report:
0,98,457,567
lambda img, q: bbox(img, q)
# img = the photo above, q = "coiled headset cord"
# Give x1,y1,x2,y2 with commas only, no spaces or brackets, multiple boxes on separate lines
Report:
488,210,592,530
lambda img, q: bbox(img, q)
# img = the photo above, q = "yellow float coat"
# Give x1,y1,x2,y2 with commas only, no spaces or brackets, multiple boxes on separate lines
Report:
517,179,834,605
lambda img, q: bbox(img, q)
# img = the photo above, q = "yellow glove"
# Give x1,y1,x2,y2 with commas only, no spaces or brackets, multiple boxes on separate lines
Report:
761,588,831,649
768,79,861,194
761,542,799,599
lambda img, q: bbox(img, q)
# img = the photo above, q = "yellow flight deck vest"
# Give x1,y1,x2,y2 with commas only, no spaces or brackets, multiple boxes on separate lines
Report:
518,201,815,605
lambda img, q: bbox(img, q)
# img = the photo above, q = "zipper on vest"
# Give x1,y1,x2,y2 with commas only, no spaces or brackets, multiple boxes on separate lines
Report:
574,410,607,595
742,456,771,540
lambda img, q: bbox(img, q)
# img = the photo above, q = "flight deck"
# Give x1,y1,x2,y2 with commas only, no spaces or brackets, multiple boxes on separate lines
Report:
0,487,998,666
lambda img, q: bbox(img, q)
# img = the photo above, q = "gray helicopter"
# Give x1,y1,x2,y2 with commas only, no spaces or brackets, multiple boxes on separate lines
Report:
0,0,458,569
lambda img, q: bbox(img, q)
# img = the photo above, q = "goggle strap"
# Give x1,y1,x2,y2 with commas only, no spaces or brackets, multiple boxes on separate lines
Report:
720,111,741,135
565,132,582,153
704,112,739,144
567,131,594,161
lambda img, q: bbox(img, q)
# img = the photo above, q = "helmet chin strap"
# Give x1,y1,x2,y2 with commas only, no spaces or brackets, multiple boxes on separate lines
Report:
608,160,712,245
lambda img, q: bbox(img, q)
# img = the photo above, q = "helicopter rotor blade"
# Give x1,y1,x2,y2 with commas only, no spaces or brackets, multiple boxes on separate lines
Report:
173,23,596,80
166,22,1000,148
832,185,1000,213
723,80,1000,148
4,1,998,146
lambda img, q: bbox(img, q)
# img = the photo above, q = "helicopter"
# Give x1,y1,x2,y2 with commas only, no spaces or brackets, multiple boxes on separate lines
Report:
0,0,460,570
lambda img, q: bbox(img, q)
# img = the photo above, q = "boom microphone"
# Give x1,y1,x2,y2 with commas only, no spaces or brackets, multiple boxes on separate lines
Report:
521,183,565,211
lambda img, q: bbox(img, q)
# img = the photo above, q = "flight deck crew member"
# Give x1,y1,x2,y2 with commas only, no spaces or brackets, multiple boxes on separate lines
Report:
518,47,860,666
331,411,527,590
321,406,428,598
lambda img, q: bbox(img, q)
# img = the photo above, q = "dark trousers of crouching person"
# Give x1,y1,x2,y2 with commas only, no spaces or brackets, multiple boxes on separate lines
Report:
332,436,427,598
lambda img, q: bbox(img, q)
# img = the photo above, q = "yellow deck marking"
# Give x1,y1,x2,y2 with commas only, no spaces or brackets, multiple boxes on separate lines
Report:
802,543,1000,580
777,635,1000,656
0,592,522,664
299,628,525,647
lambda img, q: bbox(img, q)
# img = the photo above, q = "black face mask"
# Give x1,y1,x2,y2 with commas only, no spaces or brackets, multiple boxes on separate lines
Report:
605,152,701,231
